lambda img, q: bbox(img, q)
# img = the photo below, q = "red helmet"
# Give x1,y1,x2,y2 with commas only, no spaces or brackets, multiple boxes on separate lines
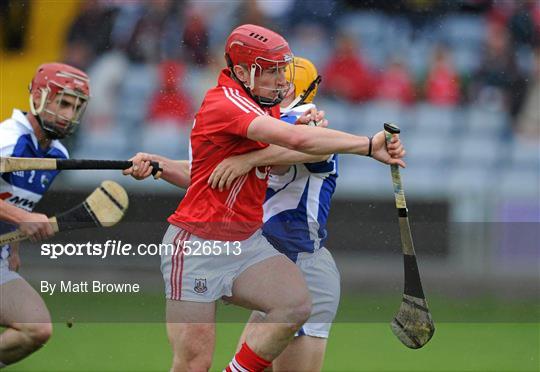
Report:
225,24,293,69
225,24,293,106
29,63,90,139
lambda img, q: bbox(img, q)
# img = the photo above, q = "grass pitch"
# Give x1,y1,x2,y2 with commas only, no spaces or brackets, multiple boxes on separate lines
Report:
6,294,539,371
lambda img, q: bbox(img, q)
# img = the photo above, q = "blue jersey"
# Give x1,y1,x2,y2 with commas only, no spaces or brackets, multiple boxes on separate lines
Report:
0,110,68,259
262,104,338,262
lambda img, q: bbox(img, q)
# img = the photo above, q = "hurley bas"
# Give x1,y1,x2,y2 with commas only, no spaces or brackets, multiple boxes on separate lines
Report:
40,280,140,295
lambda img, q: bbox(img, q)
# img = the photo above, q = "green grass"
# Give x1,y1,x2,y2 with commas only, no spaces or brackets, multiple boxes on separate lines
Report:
6,294,540,371
7,323,539,371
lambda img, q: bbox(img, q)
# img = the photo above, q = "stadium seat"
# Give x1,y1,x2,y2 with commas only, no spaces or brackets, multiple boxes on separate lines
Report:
448,165,491,193
465,106,509,137
455,134,501,167
317,98,353,132
73,127,130,159
141,125,190,159
404,129,455,165
439,14,486,49
335,155,390,195
452,46,482,74
339,11,388,47
361,101,412,135
498,167,540,197
399,164,448,196
508,138,540,169
413,103,460,136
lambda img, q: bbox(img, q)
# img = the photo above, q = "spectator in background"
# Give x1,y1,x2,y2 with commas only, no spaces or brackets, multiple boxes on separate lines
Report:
516,46,540,140
123,0,183,63
424,45,460,106
64,0,118,70
286,23,330,70
469,23,527,116
113,0,183,154
182,7,210,66
147,61,192,126
507,1,538,48
375,58,415,105
322,32,375,102
288,0,338,34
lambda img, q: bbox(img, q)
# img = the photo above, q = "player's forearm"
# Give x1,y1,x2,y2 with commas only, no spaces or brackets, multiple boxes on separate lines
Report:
291,126,369,155
0,199,29,225
158,157,190,189
9,241,19,253
248,116,369,156
243,145,329,168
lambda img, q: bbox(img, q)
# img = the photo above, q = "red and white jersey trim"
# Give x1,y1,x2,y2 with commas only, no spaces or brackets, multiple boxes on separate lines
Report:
230,88,266,116
221,87,266,116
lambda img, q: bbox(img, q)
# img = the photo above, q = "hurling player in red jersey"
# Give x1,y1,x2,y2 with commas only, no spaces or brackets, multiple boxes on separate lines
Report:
125,24,405,372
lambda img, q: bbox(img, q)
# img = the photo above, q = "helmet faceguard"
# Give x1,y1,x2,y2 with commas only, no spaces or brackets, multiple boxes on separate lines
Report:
29,63,90,139
281,57,321,111
225,24,294,107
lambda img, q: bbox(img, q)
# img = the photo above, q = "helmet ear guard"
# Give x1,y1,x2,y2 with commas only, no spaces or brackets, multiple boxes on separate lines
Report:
29,87,50,116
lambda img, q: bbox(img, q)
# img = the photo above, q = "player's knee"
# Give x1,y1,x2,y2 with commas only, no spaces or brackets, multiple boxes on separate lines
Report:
172,353,212,372
171,326,213,372
22,322,52,349
290,297,312,327
280,295,312,331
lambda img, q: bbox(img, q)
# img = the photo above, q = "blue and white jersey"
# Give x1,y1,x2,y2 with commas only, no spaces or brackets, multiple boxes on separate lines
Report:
262,104,338,262
0,110,68,259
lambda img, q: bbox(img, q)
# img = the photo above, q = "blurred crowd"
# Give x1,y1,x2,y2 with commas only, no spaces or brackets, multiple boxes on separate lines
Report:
3,0,539,142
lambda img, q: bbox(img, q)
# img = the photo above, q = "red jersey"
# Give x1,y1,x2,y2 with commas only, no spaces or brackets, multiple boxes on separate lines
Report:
168,69,280,241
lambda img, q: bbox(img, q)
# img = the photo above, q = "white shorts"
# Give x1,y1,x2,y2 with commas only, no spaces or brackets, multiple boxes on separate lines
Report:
0,258,21,286
255,247,340,339
296,248,341,338
161,224,283,302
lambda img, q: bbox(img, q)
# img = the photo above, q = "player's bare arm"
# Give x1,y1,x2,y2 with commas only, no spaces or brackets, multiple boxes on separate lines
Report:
123,153,190,188
208,145,330,191
0,199,54,242
8,242,20,272
247,115,406,166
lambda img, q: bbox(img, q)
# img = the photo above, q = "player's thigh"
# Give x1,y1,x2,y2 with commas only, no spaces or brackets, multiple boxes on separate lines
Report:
228,254,310,313
166,299,216,356
0,278,51,326
273,336,327,372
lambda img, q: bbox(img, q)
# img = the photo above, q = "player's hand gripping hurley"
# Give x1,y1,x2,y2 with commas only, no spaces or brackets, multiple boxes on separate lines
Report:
384,123,435,349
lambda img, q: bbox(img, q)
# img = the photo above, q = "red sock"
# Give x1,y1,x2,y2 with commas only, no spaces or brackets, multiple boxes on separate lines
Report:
225,342,271,372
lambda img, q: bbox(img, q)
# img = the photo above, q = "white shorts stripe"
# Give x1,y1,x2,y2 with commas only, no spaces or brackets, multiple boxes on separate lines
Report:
231,88,266,116
169,230,182,300
171,230,190,300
